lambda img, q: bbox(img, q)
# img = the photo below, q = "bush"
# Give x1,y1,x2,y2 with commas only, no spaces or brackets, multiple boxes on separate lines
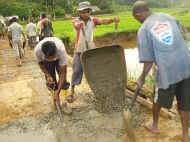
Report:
146,0,170,8
59,34,73,55
55,8,65,17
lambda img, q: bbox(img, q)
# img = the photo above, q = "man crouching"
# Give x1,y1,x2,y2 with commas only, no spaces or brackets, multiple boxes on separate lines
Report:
34,37,72,114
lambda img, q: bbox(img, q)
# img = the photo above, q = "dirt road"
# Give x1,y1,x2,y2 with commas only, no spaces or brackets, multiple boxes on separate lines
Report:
0,39,54,124
0,39,184,142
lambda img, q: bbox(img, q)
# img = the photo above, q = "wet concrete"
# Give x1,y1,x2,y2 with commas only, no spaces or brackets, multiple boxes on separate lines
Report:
0,38,143,142
81,46,127,113
0,35,186,142
0,95,139,142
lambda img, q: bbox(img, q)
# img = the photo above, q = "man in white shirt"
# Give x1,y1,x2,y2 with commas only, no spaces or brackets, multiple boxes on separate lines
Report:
68,1,119,102
26,18,37,49
8,17,26,66
37,13,53,41
35,37,71,113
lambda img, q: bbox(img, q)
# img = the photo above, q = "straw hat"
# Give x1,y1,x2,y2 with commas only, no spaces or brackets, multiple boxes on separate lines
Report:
77,1,100,11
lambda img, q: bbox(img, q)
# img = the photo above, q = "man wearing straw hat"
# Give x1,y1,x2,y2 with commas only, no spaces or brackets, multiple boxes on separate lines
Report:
67,1,120,102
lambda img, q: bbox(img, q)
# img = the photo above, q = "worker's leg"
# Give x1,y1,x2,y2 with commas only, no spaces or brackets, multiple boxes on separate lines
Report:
145,102,161,134
12,40,22,66
55,61,70,90
176,77,190,142
179,111,189,142
68,53,83,103
145,85,175,134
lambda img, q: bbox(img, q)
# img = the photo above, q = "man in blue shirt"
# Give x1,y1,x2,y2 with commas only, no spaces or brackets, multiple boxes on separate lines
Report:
133,1,190,142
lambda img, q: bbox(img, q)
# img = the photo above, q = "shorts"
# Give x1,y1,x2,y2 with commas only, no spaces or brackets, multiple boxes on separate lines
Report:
12,40,24,58
43,60,70,90
28,36,36,48
71,53,83,86
154,77,190,111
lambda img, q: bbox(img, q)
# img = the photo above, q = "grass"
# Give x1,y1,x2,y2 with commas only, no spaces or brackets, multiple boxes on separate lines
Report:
53,8,190,41
53,12,140,41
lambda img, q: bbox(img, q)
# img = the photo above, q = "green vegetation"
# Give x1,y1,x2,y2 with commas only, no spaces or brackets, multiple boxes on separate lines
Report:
1,0,190,18
53,9,190,41
53,12,140,41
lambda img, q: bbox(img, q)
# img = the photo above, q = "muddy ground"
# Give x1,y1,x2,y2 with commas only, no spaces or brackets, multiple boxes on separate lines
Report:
0,36,184,142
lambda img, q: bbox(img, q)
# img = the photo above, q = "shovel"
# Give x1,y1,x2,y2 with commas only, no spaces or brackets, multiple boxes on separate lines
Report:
81,27,89,50
112,21,118,45
52,85,64,121
123,85,141,142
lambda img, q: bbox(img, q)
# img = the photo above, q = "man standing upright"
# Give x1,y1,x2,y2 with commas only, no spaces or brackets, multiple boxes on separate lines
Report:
68,1,120,102
133,1,190,142
37,13,53,41
26,18,37,49
8,17,26,66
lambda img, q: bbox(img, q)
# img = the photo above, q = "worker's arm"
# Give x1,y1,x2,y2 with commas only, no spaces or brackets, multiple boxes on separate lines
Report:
21,30,27,49
36,21,42,36
38,62,54,82
176,20,187,40
7,31,12,39
72,18,83,31
7,26,12,39
22,31,26,41
55,65,67,96
53,39,68,104
50,21,54,34
95,17,120,25
137,61,153,88
53,65,67,106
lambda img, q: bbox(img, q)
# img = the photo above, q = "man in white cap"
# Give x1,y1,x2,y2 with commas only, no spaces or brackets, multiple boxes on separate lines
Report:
68,1,120,102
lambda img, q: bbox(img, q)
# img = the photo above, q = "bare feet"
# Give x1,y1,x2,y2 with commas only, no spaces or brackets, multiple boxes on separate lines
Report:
144,122,160,134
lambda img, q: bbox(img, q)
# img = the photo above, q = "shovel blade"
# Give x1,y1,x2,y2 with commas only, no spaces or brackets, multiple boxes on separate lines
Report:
123,110,136,142
55,102,64,121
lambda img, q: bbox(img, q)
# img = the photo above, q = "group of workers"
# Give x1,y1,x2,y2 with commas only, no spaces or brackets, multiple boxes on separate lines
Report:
6,12,53,66
6,1,190,142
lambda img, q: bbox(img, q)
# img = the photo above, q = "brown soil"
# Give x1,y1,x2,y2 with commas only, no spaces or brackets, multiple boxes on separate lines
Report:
95,32,137,48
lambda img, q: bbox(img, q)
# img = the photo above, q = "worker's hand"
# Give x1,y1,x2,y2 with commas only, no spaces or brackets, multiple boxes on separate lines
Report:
136,75,145,89
76,21,84,30
46,74,54,86
113,16,120,23
72,18,84,30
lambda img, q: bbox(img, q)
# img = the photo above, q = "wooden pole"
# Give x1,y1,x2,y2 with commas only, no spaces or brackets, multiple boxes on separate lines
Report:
125,89,176,119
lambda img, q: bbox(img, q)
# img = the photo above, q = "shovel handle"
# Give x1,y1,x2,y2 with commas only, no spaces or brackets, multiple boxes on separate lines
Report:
81,28,89,50
52,84,64,121
114,22,118,33
129,85,141,111
55,101,64,120
112,21,118,45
